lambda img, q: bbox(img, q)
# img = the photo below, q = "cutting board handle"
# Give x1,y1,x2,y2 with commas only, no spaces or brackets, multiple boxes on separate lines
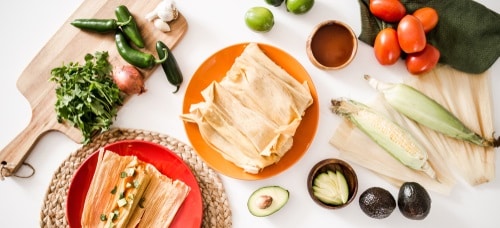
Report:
0,118,48,178
0,112,82,179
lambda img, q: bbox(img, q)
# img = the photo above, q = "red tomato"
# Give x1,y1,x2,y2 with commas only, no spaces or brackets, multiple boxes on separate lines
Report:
369,0,406,23
413,7,439,33
405,44,440,75
374,27,401,65
397,15,426,53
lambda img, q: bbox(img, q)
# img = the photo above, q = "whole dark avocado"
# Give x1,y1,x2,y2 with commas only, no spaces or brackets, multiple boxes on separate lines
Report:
359,187,396,219
398,182,432,220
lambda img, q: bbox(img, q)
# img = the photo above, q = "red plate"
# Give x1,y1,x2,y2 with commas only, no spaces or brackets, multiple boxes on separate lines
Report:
66,140,203,227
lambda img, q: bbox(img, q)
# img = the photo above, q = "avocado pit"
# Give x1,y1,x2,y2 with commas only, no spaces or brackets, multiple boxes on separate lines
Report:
257,195,273,209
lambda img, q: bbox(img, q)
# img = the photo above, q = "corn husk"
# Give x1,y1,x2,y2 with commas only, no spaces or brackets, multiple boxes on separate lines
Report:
81,149,141,227
330,65,496,194
134,164,191,227
404,66,496,185
331,98,456,195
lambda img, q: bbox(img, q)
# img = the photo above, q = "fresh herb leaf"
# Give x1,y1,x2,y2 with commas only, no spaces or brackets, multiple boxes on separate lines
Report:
110,186,117,194
112,210,119,220
138,197,145,208
50,51,122,144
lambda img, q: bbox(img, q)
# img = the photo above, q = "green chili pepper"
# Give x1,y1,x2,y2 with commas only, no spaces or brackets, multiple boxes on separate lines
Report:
115,31,166,69
156,41,183,93
70,17,131,33
115,5,145,48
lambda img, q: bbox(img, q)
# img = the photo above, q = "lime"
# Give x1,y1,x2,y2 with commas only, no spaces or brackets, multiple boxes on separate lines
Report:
265,0,284,7
244,7,275,32
286,0,314,14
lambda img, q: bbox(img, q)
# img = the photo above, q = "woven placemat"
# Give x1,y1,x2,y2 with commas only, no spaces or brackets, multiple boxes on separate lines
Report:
40,128,232,227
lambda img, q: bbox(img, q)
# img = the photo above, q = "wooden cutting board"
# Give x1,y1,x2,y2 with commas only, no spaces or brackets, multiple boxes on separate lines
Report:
0,0,188,177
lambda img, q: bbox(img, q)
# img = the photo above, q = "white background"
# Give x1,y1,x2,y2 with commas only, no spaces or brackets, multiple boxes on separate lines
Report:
0,0,499,227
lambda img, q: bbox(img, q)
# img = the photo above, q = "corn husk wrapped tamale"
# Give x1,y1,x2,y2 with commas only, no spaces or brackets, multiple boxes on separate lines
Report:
134,165,191,227
81,149,190,227
181,43,313,173
81,149,144,227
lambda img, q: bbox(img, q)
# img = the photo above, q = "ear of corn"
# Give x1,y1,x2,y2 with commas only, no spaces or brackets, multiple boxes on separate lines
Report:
364,75,499,148
330,98,436,179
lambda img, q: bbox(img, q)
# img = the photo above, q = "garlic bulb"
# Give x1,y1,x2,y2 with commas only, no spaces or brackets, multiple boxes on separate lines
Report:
146,0,179,23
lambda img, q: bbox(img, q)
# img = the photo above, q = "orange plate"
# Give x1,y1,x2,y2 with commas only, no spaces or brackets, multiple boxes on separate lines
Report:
182,42,319,180
66,140,203,227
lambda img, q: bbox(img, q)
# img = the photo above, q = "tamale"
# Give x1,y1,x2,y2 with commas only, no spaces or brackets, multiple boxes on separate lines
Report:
102,161,151,228
135,164,190,227
220,42,313,126
81,150,191,227
181,43,313,173
187,82,288,168
81,149,139,227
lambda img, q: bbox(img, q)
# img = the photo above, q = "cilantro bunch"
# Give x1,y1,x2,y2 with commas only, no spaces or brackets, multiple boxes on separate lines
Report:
50,51,123,144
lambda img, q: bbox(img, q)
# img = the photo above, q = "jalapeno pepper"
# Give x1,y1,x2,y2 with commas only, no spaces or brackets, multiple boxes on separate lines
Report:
115,31,166,69
70,17,131,33
115,5,145,48
156,41,183,93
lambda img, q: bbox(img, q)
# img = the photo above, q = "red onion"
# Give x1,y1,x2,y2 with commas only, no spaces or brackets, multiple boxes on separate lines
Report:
112,65,146,95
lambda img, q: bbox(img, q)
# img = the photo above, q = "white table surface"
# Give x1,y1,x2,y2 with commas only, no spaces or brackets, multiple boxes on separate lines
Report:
1,0,499,227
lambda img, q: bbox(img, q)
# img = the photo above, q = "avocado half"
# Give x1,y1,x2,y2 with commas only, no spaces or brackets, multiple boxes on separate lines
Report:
247,186,289,217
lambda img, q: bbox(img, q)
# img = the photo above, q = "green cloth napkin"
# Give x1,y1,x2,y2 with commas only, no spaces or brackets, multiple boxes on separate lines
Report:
358,0,500,74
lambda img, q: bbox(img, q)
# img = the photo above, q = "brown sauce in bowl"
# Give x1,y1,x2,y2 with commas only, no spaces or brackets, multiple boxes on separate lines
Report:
309,22,356,69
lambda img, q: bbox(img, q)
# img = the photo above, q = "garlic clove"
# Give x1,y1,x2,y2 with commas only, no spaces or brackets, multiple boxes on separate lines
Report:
153,18,171,32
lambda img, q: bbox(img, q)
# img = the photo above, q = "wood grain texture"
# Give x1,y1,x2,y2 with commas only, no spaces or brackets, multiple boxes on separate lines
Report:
0,0,188,177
